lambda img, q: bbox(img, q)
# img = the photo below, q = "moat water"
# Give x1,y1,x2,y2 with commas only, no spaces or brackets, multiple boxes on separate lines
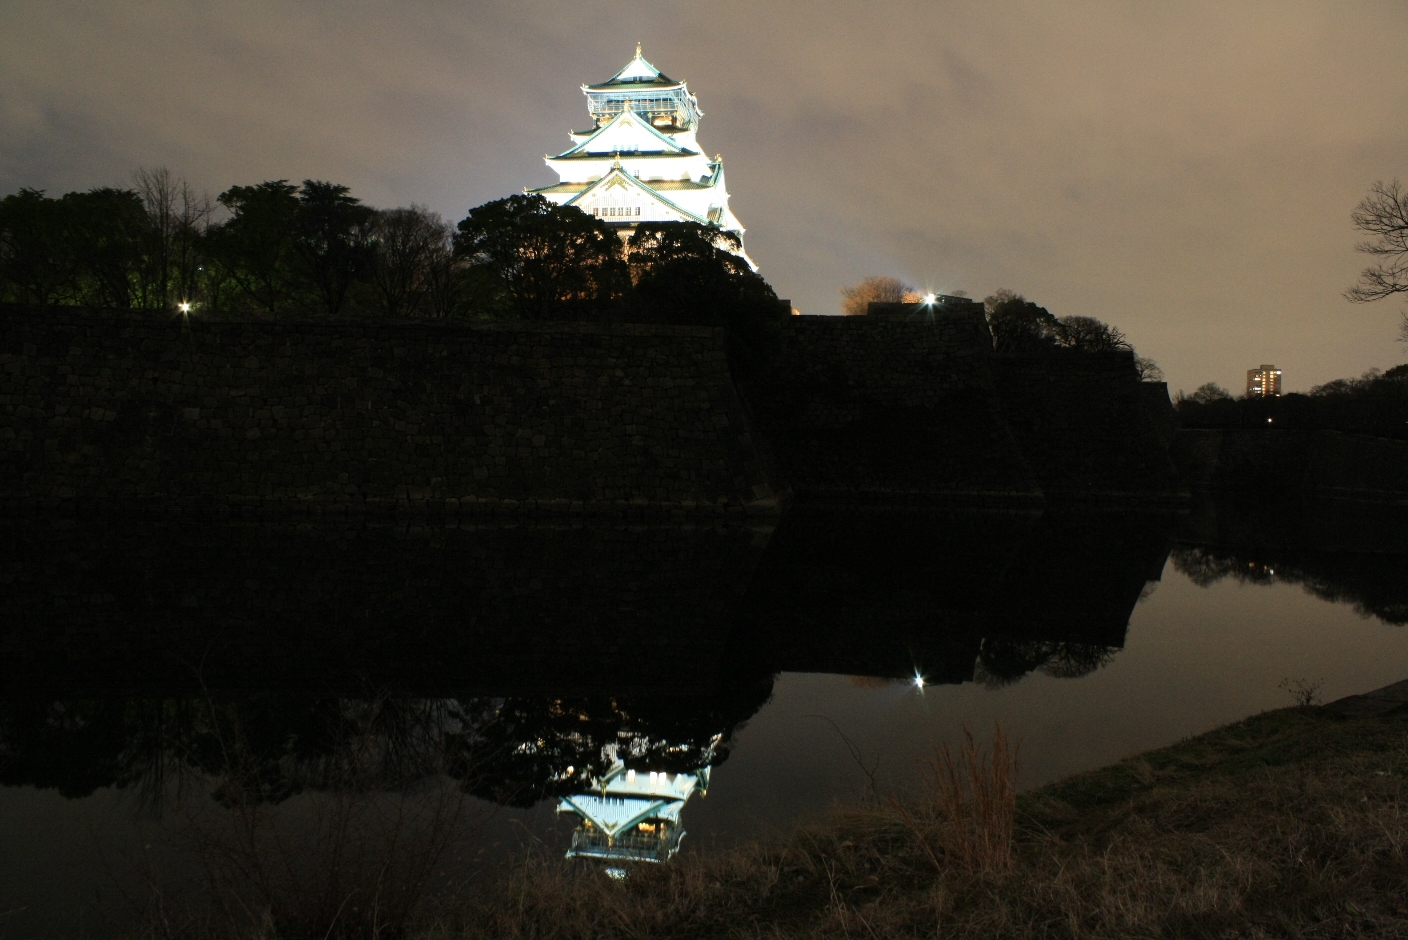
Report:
2,500,1406,937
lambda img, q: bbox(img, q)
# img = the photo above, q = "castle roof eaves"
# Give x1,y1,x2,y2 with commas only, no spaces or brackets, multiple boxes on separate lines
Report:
563,166,711,226
552,108,688,159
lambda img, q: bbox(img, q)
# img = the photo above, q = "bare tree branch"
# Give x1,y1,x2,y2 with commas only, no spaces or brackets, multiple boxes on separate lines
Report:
133,167,215,309
1346,179,1408,303
367,205,450,317
839,276,919,316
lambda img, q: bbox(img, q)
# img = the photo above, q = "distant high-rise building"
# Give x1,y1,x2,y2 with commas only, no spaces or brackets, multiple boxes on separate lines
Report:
1246,364,1282,398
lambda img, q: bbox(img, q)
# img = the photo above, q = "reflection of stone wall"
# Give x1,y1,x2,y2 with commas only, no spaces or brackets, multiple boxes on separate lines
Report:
749,314,1041,505
728,508,1036,682
0,514,772,697
1,507,1177,699
727,507,1174,684
988,511,1173,644
0,309,777,517
1177,495,1408,625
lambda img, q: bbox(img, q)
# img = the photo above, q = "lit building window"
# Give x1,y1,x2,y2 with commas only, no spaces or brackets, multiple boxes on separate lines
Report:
1246,364,1283,398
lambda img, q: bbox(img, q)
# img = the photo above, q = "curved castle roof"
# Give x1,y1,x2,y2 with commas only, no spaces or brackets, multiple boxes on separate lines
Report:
584,45,685,91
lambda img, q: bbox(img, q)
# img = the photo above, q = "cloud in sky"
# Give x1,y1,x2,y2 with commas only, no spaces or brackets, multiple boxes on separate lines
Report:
3,0,1407,391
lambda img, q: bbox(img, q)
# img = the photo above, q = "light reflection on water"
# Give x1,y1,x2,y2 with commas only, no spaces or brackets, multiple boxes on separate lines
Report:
703,571,1408,847
2,501,1407,936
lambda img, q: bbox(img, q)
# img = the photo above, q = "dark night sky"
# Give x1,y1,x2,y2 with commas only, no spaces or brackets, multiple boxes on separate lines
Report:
3,1,1407,392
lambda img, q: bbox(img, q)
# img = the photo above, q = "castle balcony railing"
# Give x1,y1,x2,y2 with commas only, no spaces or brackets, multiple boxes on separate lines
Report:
566,826,684,863
587,88,700,128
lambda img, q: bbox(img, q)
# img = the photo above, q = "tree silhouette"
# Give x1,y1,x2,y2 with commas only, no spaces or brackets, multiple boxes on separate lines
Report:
293,180,375,316
1346,180,1408,305
453,194,627,320
0,188,79,305
209,181,303,314
1346,179,1408,345
1057,315,1131,352
131,167,214,310
63,187,149,308
983,289,1062,352
366,205,453,318
625,221,783,376
0,186,150,307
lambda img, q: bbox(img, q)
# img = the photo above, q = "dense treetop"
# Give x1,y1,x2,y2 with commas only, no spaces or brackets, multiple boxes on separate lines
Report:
980,288,1163,380
838,275,921,316
1175,364,1408,440
0,174,784,341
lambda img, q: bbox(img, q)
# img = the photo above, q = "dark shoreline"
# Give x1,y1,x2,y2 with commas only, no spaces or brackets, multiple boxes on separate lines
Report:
447,681,1408,939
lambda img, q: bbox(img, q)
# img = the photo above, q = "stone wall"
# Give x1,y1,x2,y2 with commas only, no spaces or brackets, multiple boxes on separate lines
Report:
0,307,778,517
747,312,1042,506
1172,428,1408,503
990,352,1185,503
0,306,1189,513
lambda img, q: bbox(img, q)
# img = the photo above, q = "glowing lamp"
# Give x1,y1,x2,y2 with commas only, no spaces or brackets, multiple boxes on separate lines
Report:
921,293,937,305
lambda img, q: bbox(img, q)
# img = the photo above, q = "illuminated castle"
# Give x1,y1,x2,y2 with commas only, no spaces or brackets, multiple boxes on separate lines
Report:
558,762,710,865
528,46,751,263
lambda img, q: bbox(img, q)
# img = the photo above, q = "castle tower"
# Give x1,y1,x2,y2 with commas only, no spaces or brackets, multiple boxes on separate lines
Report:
557,762,711,865
528,46,752,264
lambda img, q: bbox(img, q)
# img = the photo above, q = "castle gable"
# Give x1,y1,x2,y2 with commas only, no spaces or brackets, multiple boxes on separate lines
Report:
565,167,707,225
554,109,691,160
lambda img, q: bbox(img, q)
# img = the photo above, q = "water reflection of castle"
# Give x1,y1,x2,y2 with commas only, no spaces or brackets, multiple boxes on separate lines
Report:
558,764,710,864
1,506,1182,873
8,499,1407,869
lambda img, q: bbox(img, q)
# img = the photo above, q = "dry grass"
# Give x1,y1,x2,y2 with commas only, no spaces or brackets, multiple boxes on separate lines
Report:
888,724,1018,875
437,706,1408,940
128,707,1408,938
158,782,466,940
123,698,476,940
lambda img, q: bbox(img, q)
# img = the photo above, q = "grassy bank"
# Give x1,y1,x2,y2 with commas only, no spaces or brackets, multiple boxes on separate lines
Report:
440,704,1408,939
